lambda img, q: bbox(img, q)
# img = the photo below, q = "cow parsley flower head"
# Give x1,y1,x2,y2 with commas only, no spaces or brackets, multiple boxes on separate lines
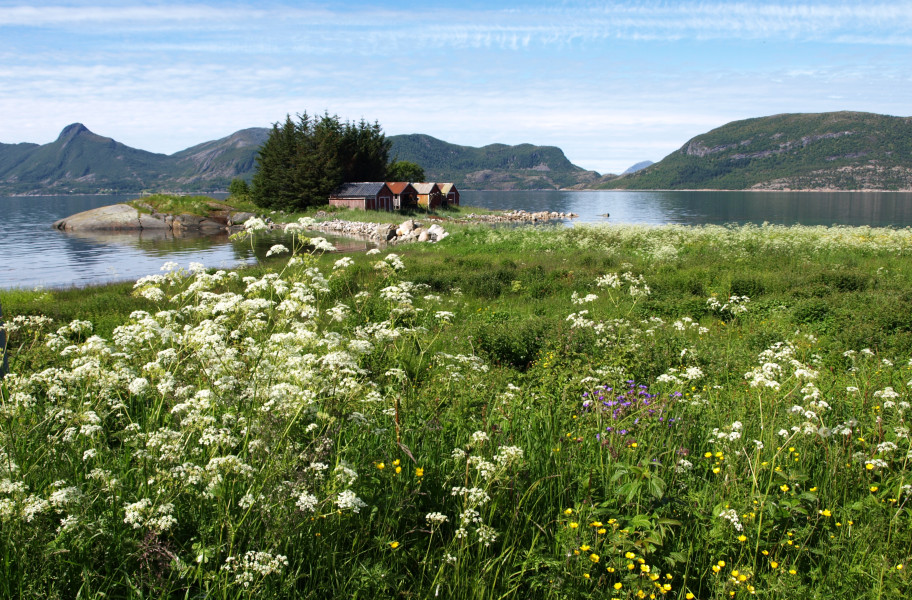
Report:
244,217,268,233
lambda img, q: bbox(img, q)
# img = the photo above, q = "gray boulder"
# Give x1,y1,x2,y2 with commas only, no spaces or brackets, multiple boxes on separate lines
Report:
53,204,146,231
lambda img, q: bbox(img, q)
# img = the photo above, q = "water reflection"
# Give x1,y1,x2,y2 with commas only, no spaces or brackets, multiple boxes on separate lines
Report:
0,194,379,289
463,190,912,227
4,190,912,290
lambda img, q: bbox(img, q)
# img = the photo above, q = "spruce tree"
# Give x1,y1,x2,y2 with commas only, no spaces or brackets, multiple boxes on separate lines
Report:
251,112,391,211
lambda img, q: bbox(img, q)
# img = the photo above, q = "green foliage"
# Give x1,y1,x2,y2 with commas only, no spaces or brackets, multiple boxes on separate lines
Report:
386,160,425,182
228,177,250,201
3,222,912,599
251,113,391,211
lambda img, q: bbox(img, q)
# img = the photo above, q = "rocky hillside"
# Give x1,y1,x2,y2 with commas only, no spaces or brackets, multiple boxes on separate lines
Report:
0,124,269,195
0,125,601,194
388,134,604,190
604,111,912,191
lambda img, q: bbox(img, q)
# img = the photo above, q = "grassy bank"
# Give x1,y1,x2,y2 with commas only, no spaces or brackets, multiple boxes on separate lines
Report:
1,222,911,599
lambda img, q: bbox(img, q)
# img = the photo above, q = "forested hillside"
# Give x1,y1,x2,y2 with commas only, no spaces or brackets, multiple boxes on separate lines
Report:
605,112,912,190
389,134,604,190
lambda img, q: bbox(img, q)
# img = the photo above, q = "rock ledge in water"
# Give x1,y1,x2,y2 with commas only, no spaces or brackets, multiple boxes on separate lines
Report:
53,203,231,233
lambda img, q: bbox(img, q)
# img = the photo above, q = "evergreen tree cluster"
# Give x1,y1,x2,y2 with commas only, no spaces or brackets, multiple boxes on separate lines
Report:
251,113,391,211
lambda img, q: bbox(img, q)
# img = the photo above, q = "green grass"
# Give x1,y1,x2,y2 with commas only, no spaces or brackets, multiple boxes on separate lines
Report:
127,194,260,217
267,203,501,226
1,222,911,599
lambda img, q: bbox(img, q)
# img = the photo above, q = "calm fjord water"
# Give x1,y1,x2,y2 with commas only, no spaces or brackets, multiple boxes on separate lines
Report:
2,190,911,289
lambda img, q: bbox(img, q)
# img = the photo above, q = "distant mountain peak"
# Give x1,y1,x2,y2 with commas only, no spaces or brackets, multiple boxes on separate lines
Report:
622,160,654,175
57,123,90,140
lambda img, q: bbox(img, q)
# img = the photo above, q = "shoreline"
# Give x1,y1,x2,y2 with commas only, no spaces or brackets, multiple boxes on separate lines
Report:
8,187,912,198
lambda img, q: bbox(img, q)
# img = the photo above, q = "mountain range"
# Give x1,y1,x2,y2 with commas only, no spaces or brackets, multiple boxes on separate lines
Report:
0,124,269,195
604,111,912,191
5,111,912,195
0,124,602,195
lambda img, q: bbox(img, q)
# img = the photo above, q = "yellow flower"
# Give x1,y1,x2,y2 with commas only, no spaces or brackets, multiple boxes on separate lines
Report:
415,467,424,477
590,553,600,563
818,509,832,517
866,463,875,470
569,522,579,529
870,486,878,492
738,535,747,542
583,573,590,579
640,564,651,573
713,467,721,474
808,486,816,491
607,567,615,573
789,569,797,575
712,565,721,573
389,541,399,549
704,452,712,458
590,521,603,527
686,594,695,599
630,442,638,448
625,552,636,559
376,462,385,470
628,563,635,570
392,459,400,466
598,528,607,534
770,561,778,569
580,545,591,551
564,508,573,515
614,582,623,590
717,560,726,567
780,484,789,492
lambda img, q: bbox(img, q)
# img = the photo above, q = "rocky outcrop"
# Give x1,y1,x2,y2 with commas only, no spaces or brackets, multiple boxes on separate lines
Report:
53,204,161,231
299,218,449,245
459,210,577,223
53,203,247,233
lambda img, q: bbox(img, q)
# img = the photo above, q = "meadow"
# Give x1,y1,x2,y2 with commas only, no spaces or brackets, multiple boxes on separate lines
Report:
1,217,911,599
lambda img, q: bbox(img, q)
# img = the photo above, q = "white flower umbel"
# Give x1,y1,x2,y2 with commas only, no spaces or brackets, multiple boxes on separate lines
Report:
265,244,288,257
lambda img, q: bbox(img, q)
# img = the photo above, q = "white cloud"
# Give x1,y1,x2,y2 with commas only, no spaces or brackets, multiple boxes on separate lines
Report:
3,2,911,47
2,2,911,173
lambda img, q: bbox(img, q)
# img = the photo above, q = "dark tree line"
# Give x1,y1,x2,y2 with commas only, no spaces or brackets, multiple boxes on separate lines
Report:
251,113,392,211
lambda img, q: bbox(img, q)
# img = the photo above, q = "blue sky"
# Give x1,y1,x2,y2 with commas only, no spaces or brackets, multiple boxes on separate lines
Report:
1,1,910,174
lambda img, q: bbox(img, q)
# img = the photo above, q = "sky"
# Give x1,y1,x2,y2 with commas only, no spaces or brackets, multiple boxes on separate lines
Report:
1,1,911,175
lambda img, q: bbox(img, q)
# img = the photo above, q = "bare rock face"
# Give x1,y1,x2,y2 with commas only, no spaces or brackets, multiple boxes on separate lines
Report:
172,214,225,232
53,204,148,231
53,203,233,233
137,213,171,230
228,212,256,226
